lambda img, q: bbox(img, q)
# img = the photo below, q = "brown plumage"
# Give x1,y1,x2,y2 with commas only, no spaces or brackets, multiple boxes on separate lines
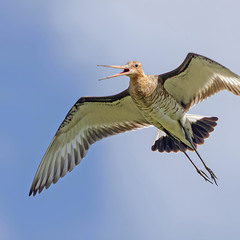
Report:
29,53,240,196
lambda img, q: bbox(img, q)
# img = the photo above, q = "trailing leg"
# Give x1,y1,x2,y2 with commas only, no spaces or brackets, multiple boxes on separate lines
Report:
179,121,218,185
164,131,213,184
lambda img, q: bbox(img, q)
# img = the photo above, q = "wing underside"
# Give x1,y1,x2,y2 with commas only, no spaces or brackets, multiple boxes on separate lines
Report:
162,53,240,110
29,89,151,196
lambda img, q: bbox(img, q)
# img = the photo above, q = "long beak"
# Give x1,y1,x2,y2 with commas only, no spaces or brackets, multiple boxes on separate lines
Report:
97,65,129,80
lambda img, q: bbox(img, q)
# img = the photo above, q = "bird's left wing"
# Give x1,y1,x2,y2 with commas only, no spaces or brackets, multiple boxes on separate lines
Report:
29,89,151,196
161,53,240,110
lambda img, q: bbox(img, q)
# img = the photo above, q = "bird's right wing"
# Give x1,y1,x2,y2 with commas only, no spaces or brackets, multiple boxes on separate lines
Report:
29,89,151,196
161,53,240,110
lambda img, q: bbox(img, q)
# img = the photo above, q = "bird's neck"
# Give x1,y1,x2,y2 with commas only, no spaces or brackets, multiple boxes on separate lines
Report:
129,74,158,98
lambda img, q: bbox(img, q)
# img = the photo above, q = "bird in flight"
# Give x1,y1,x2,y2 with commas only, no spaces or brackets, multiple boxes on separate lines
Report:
29,53,240,196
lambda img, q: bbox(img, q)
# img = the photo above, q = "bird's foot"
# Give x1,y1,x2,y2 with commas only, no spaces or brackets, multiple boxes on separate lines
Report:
196,168,213,184
205,166,218,185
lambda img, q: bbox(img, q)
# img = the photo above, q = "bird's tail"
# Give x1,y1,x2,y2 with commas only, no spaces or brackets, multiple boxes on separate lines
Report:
151,114,218,153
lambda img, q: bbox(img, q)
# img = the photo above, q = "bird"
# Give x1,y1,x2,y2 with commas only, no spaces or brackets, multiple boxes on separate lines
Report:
29,53,240,196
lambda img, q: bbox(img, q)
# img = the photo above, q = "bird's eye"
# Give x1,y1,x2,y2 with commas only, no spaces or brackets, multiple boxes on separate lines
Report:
135,64,139,68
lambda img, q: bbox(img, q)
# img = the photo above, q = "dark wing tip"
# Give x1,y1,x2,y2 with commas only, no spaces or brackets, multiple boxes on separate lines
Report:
29,179,40,197
29,187,37,197
28,189,36,197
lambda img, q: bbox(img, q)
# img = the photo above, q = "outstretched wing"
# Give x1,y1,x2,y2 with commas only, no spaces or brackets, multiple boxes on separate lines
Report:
161,53,240,110
29,89,151,196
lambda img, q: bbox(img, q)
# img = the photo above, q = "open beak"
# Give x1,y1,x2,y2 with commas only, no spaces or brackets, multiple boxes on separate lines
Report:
98,65,130,80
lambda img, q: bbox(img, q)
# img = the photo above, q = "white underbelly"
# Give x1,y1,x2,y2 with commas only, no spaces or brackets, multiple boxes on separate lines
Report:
151,108,183,134
140,99,190,145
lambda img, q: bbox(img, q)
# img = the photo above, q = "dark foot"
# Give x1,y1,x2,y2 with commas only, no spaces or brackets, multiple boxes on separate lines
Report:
196,168,213,184
205,166,218,185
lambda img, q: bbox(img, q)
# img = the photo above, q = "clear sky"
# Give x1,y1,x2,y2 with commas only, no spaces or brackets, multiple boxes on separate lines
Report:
1,0,240,239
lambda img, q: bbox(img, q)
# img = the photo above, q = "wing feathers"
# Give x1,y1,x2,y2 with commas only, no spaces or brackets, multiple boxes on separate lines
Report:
29,89,151,196
162,53,240,110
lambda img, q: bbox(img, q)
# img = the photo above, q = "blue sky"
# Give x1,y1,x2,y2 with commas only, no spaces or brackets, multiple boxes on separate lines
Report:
1,0,240,239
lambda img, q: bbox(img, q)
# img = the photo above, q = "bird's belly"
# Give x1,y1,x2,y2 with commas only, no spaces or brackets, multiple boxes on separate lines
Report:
138,97,187,142
131,86,189,142
150,106,183,133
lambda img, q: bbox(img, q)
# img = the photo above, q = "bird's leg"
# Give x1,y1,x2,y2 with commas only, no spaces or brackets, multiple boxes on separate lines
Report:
164,130,213,184
175,140,213,184
179,121,218,185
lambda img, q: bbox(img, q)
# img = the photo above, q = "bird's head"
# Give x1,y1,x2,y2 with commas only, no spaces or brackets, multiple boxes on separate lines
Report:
98,61,145,80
